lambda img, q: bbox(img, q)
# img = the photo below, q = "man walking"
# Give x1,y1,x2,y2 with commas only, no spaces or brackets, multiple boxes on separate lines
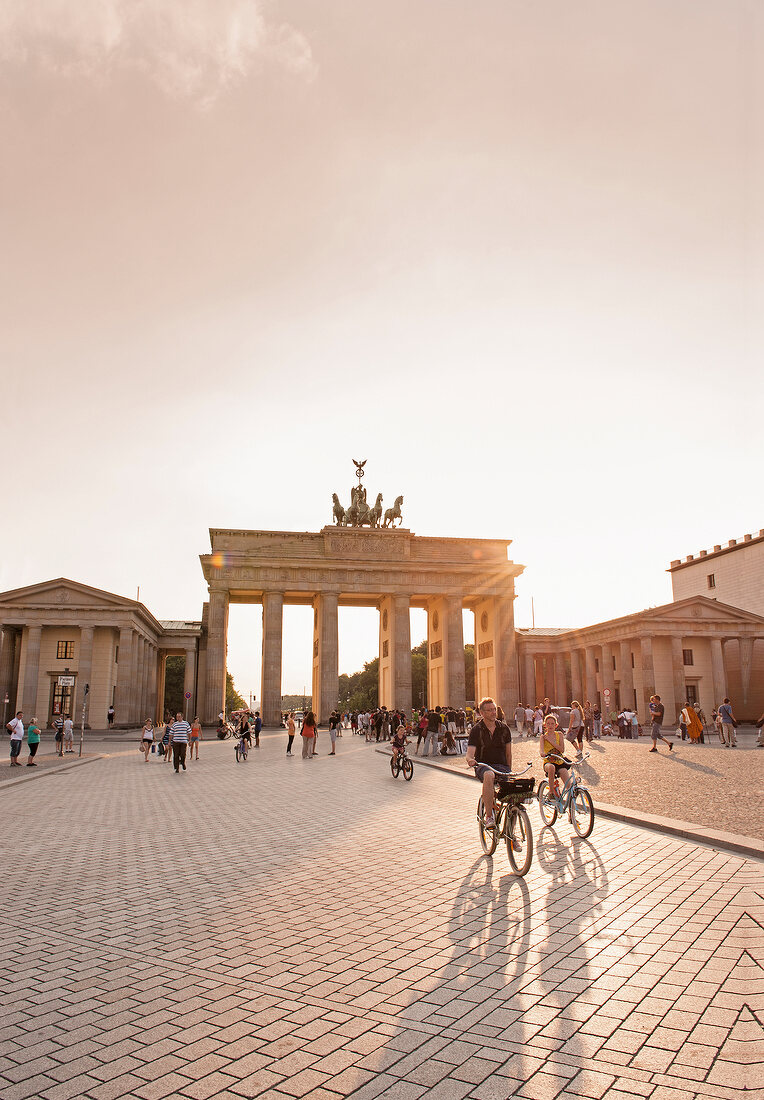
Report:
254,711,262,748
168,712,190,772
648,695,673,753
107,704,115,727
423,708,440,757
6,710,24,767
718,698,737,748
514,703,526,738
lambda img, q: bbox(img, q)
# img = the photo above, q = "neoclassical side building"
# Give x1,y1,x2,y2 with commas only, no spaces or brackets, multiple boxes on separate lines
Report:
517,597,764,725
0,579,200,730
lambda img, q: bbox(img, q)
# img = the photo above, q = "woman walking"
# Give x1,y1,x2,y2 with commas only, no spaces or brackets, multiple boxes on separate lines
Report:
286,712,296,756
568,701,585,753
189,716,202,760
141,717,154,762
26,717,41,766
301,711,317,758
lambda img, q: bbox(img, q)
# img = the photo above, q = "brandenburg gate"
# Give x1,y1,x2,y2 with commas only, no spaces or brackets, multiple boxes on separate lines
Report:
197,467,523,725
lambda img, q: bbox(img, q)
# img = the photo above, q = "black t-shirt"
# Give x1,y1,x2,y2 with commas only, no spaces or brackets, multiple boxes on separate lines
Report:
468,719,512,769
650,702,665,725
426,711,441,733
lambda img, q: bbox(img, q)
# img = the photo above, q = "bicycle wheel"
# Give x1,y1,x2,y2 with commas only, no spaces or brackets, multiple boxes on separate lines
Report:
390,756,400,778
402,758,413,781
505,805,533,877
570,787,594,838
477,797,499,855
537,779,557,825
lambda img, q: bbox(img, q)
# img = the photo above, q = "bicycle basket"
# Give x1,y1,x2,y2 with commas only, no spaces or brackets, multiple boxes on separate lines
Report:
496,777,536,805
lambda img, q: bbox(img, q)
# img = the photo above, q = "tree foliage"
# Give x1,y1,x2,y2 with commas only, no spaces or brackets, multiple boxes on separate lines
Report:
163,656,184,717
338,639,475,712
226,672,246,713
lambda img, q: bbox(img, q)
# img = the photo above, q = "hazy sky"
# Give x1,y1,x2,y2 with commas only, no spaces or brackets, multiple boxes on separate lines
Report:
2,0,761,702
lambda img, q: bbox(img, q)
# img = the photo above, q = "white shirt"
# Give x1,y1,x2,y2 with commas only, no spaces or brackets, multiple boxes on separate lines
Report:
63,718,73,735
8,718,24,741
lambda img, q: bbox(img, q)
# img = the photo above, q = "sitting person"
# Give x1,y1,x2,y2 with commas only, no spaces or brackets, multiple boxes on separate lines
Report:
391,726,408,764
540,713,571,801
465,697,513,828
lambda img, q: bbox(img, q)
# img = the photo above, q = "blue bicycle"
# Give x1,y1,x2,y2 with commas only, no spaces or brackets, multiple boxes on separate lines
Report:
537,752,594,837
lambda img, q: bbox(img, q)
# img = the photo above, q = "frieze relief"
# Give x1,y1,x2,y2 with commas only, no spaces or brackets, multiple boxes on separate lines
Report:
326,533,409,560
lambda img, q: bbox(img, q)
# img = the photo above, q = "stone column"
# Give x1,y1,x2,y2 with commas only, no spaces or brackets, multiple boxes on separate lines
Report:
261,592,284,727
156,652,167,723
601,642,615,713
204,589,229,724
739,637,753,706
21,625,42,718
183,646,196,718
314,592,338,725
115,626,134,728
554,654,567,705
78,626,95,727
710,637,727,707
393,594,412,714
584,646,597,706
146,645,157,723
0,628,17,717
445,596,465,708
671,636,686,724
495,593,519,710
570,650,583,703
640,636,656,717
523,650,535,703
619,640,634,713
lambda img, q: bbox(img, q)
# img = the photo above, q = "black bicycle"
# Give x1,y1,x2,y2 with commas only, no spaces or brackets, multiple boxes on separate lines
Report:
476,763,536,876
390,747,414,781
234,732,249,762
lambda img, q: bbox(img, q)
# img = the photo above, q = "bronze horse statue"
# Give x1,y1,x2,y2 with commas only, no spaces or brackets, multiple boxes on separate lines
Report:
383,495,404,528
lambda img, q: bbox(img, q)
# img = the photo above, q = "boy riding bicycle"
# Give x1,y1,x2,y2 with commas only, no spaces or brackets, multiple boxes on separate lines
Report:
391,726,408,766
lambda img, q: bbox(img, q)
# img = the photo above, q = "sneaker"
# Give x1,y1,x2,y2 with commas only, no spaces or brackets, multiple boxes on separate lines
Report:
648,747,657,752
668,744,673,751
286,751,292,756
484,815,496,829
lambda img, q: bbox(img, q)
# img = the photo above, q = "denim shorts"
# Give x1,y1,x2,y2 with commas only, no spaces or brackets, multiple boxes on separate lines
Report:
474,762,513,782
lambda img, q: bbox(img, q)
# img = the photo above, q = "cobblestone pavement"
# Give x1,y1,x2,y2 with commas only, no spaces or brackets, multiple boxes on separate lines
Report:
414,732,764,842
1,735,760,1100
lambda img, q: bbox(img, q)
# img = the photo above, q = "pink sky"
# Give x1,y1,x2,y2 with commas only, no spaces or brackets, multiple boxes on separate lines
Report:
1,1,761,699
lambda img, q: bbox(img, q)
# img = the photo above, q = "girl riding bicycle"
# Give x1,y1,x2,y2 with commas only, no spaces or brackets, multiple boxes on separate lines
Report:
541,713,571,800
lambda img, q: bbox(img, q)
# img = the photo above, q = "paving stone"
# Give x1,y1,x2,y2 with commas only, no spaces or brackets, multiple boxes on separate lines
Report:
0,740,758,1100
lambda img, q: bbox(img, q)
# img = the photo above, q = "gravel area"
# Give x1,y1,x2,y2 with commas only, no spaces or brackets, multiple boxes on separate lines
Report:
415,729,764,841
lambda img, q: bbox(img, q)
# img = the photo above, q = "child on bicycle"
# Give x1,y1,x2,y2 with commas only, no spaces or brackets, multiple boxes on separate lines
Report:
540,713,570,801
391,726,408,766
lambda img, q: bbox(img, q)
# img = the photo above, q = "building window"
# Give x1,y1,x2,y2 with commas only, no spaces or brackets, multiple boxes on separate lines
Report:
686,685,698,705
683,649,694,666
56,641,74,660
612,655,617,671
707,574,715,589
594,658,599,673
631,652,635,668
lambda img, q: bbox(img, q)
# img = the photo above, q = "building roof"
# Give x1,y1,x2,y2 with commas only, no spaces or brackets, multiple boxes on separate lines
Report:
668,528,764,571
159,621,202,631
516,627,574,637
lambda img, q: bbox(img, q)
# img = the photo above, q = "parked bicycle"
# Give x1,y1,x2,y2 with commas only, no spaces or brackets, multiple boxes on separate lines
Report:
390,746,413,781
476,763,535,876
217,721,236,740
537,752,594,837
